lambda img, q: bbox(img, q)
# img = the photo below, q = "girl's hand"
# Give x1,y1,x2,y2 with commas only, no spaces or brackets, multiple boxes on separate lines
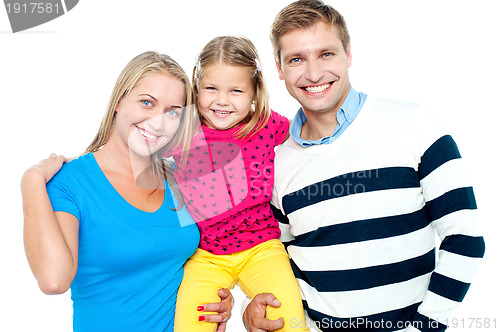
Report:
198,288,233,332
24,153,68,184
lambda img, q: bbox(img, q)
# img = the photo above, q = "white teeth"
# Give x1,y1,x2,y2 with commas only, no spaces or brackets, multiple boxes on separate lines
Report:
304,83,330,93
138,127,159,139
214,110,231,115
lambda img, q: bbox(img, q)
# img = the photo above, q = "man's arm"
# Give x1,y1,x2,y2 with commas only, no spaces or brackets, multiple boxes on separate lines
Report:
410,111,485,330
242,202,295,331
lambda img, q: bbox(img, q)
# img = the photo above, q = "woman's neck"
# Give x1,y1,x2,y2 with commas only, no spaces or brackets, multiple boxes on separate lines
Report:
94,137,161,190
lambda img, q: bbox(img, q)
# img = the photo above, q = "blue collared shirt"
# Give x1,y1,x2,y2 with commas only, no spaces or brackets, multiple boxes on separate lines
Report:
290,86,367,147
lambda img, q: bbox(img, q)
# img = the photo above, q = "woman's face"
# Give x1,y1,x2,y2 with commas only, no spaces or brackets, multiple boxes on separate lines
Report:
113,72,186,158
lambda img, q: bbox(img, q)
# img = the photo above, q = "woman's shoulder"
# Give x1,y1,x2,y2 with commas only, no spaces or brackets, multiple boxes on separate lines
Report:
49,153,97,185
61,153,95,172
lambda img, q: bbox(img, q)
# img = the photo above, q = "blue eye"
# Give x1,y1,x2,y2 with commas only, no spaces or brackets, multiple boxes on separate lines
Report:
166,110,180,117
323,52,333,58
141,100,153,107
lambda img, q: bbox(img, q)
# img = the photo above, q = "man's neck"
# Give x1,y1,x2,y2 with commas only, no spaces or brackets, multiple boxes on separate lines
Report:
300,111,339,141
299,86,351,141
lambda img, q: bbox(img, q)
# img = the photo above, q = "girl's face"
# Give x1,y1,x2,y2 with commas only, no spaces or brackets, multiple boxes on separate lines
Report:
113,72,186,158
197,63,255,131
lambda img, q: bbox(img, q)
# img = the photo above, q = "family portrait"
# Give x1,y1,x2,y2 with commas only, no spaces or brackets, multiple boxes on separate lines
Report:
2,0,498,331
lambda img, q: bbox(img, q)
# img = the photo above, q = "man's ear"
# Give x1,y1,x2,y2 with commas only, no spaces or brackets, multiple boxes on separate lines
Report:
346,43,352,67
275,58,284,80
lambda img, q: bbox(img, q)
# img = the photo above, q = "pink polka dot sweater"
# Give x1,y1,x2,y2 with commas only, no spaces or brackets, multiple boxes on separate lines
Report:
173,111,289,254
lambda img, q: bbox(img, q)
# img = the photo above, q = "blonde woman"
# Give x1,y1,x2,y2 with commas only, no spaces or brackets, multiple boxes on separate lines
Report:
21,51,232,332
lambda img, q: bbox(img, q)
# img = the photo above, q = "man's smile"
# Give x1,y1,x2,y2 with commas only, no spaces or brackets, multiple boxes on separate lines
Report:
301,82,332,94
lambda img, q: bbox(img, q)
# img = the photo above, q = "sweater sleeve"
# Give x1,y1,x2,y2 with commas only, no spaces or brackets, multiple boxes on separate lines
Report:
410,107,485,331
271,173,295,249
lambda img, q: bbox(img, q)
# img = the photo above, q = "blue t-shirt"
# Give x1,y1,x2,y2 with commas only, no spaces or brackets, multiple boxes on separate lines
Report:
46,153,200,332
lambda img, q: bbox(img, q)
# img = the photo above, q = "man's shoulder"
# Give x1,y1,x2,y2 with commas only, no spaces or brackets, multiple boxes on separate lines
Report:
367,95,421,115
275,136,302,157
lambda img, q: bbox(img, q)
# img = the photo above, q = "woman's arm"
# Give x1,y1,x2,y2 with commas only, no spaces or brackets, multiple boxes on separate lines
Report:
21,154,79,295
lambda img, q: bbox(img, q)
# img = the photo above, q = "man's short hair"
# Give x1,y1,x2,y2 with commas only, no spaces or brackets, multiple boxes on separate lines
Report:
270,0,350,63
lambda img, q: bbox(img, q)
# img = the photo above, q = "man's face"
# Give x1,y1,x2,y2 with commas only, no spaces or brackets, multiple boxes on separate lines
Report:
276,21,352,117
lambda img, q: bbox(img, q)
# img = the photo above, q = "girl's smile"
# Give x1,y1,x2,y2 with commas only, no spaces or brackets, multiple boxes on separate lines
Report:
197,63,255,131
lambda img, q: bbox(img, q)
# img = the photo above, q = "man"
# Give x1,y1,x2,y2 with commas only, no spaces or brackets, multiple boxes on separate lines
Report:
243,0,485,331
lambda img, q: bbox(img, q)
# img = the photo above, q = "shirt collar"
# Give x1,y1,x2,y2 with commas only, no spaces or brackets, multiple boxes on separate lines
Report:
341,86,361,123
290,86,364,147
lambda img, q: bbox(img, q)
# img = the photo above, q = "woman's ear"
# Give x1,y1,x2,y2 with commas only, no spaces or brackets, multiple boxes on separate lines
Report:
114,100,121,113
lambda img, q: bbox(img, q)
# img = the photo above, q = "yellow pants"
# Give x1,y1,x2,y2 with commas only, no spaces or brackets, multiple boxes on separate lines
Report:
174,239,309,331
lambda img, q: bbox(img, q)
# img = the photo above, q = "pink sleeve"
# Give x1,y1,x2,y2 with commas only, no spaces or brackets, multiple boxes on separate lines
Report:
269,110,290,146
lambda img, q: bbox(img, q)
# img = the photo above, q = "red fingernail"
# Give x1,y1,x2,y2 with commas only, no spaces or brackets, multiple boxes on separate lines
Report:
198,316,205,321
197,306,204,311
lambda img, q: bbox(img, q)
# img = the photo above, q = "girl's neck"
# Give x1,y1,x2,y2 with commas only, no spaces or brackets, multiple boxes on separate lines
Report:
201,112,252,131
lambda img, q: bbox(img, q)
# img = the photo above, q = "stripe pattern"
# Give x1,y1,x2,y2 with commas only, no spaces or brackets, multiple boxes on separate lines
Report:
273,99,484,331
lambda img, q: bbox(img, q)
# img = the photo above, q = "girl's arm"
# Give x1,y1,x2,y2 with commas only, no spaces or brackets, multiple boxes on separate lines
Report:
21,154,79,295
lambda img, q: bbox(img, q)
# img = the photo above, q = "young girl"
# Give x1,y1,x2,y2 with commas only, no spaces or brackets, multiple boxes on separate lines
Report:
172,36,309,332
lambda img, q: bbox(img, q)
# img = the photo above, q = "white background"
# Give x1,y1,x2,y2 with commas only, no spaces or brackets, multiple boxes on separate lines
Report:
1,1,499,331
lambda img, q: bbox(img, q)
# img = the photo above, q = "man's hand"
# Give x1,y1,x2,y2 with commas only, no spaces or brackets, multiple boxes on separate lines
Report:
243,293,284,332
198,288,233,332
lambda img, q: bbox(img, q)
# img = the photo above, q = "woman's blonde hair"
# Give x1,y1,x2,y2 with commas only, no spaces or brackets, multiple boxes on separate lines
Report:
85,51,197,206
192,36,270,138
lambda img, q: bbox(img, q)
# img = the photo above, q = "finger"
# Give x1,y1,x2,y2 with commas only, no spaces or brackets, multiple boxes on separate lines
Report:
254,293,281,307
218,288,235,307
215,321,227,332
47,153,67,163
198,313,228,324
198,302,225,313
218,288,230,299
253,316,284,331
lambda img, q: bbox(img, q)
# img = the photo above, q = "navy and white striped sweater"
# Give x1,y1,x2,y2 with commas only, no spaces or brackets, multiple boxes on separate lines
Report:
272,96,485,331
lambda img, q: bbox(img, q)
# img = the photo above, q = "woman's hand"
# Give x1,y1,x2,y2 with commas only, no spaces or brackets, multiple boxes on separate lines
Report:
198,288,233,332
23,153,68,184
